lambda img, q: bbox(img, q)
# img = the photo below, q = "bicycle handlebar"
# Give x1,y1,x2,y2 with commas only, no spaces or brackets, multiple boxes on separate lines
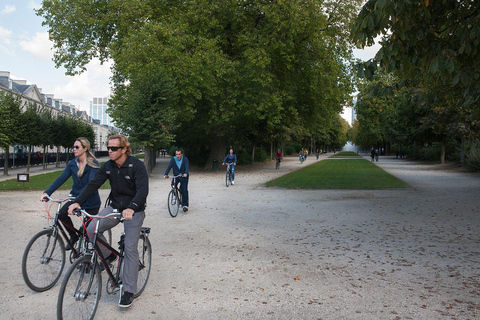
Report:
72,208,124,222
42,195,76,203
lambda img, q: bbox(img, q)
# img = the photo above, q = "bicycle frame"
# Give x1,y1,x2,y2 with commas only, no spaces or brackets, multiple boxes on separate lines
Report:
44,197,83,259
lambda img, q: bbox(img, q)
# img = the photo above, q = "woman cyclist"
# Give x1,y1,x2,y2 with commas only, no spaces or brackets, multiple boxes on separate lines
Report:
40,137,101,250
222,148,237,185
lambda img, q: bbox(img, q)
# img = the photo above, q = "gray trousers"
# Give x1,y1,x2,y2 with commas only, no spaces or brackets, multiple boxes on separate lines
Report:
86,205,145,294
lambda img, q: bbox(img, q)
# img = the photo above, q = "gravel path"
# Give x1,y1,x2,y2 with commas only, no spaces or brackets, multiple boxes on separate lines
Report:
1,154,479,319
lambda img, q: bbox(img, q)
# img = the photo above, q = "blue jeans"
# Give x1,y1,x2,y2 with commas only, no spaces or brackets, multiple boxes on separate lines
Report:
175,176,189,207
228,164,235,181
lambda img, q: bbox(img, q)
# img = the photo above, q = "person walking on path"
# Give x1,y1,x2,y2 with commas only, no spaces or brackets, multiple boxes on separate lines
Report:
68,134,149,309
164,149,190,211
40,137,101,250
222,148,237,184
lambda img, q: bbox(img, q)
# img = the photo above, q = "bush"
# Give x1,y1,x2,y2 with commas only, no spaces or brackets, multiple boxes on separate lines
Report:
254,147,269,162
283,145,296,155
236,149,252,165
465,143,480,171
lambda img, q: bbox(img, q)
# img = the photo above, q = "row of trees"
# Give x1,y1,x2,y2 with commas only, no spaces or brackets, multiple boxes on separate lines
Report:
351,0,480,165
0,91,96,175
37,0,363,168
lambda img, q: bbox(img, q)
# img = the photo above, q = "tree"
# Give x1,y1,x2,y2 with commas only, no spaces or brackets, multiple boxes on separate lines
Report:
38,0,362,166
352,0,480,104
109,71,177,173
0,92,23,175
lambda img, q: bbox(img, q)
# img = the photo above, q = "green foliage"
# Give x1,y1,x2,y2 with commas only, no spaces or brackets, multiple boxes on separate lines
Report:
352,0,480,105
253,147,269,163
0,91,22,149
465,142,480,171
266,159,408,189
37,0,363,165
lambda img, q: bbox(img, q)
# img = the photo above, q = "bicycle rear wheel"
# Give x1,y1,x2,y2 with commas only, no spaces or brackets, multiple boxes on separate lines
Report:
57,254,102,320
22,228,65,292
134,233,152,298
167,189,180,217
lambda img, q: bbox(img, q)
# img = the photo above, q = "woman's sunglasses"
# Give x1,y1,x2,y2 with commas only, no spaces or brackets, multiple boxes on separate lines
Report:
73,145,82,149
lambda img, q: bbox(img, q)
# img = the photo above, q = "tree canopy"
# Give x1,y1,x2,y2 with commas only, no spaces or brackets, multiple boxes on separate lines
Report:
38,0,361,165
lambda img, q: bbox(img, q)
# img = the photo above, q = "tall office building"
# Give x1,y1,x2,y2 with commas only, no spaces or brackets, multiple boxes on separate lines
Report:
89,97,114,126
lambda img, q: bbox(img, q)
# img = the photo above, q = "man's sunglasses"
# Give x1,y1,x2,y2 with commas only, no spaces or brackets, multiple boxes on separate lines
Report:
107,146,122,151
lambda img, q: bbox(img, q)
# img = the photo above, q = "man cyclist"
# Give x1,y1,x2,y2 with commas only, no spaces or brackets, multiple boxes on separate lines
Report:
164,149,190,211
222,148,237,185
275,148,283,167
68,134,149,309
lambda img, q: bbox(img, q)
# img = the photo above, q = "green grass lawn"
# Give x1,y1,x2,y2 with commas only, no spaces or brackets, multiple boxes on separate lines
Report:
0,170,111,191
329,151,362,158
266,158,408,189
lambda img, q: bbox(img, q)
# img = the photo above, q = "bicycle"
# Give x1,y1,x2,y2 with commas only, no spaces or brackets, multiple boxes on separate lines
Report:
167,174,183,217
57,208,152,320
275,157,281,169
224,163,234,187
21,196,112,292
299,154,305,163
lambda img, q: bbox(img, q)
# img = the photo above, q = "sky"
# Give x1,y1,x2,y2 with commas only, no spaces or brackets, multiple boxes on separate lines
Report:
0,1,380,117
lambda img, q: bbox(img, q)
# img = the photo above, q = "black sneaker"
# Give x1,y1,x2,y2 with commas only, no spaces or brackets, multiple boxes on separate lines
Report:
65,234,79,251
119,291,134,308
100,253,117,271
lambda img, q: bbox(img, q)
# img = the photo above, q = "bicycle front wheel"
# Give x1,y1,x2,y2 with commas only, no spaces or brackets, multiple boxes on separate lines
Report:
167,189,180,217
22,228,65,292
225,171,230,187
57,254,102,320
135,234,152,298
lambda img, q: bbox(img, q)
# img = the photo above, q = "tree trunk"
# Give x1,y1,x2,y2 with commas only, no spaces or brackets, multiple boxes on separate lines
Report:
3,148,9,175
251,142,256,163
43,146,47,170
56,146,60,168
205,135,226,170
440,141,445,164
27,145,32,173
144,146,155,174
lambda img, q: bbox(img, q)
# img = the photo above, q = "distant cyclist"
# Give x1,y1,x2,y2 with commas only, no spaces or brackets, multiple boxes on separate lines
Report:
275,149,283,168
222,148,237,185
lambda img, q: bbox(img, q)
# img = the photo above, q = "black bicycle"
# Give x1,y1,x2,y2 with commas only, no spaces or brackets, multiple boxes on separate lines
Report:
224,163,234,187
57,209,152,320
21,196,112,292
167,174,183,217
275,157,281,169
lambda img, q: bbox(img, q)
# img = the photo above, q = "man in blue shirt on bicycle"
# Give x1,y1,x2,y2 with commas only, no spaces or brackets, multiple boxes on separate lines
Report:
164,149,190,211
222,148,237,184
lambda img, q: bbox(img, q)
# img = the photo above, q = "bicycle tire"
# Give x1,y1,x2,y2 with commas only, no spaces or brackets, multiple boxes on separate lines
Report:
134,234,152,298
22,228,65,292
57,254,102,320
225,171,230,187
167,189,179,217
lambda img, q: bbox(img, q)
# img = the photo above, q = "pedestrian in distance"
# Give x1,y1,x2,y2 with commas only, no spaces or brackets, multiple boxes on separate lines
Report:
41,137,101,250
68,134,149,309
164,148,190,211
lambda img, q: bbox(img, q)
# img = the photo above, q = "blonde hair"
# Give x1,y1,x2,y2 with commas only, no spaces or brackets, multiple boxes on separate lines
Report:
109,134,132,156
76,137,99,177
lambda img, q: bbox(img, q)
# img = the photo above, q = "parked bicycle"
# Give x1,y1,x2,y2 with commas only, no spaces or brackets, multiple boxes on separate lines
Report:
57,208,152,319
21,196,111,292
166,174,183,217
224,163,234,187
